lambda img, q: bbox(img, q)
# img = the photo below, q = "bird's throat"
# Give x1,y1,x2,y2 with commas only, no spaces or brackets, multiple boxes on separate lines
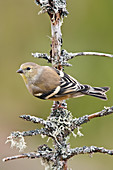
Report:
21,74,28,84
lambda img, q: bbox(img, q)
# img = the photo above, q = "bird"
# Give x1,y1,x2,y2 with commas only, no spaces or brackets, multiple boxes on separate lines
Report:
16,62,110,101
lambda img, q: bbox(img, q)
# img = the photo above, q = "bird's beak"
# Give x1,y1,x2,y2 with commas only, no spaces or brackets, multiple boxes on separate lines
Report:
16,68,24,74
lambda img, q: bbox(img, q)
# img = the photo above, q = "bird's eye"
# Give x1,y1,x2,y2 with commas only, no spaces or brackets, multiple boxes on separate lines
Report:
26,67,31,70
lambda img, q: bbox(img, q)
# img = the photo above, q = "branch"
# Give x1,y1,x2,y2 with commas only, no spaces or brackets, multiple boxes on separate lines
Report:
31,52,51,63
32,50,113,67
66,146,113,159
11,128,48,137
3,152,40,162
88,106,113,120
72,106,113,128
61,49,113,62
3,144,54,163
20,115,46,126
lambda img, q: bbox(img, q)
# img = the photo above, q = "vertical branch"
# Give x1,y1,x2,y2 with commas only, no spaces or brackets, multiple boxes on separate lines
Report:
49,9,69,170
50,13,62,68
48,3,68,169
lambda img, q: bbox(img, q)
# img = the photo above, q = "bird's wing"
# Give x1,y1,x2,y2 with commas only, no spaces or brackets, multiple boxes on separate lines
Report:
54,69,84,96
34,68,84,100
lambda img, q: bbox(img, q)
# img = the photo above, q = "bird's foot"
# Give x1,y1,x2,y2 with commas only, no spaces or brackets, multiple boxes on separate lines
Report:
52,101,67,111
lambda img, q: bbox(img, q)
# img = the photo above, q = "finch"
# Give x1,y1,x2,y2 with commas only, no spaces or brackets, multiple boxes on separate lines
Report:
17,62,109,101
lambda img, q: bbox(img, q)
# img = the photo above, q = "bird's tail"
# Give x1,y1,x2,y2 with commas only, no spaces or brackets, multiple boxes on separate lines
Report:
81,85,110,100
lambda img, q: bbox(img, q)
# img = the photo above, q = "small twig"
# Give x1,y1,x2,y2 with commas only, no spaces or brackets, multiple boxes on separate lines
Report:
11,128,48,138
32,50,113,67
3,152,41,162
73,106,113,128
61,49,113,61
31,52,51,63
66,146,113,159
88,106,113,119
20,115,46,125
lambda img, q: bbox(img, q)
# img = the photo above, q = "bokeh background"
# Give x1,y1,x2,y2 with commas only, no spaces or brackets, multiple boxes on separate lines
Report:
1,0,113,169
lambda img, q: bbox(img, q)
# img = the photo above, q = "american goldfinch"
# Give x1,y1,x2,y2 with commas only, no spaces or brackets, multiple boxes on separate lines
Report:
17,62,109,101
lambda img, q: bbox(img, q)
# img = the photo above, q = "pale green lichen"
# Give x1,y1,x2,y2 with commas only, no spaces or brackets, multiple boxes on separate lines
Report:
5,132,27,152
77,127,84,137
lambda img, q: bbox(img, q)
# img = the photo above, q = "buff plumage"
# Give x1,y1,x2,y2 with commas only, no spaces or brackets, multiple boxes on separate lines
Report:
17,62,109,101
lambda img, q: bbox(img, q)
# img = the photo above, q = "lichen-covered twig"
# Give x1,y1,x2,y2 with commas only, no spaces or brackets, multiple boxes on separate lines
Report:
3,145,113,163
66,146,113,159
31,52,51,63
61,49,113,61
9,127,60,142
11,128,48,137
20,115,46,125
73,106,113,128
32,49,113,67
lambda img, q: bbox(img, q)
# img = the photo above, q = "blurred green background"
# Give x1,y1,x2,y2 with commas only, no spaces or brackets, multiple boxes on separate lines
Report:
1,0,113,170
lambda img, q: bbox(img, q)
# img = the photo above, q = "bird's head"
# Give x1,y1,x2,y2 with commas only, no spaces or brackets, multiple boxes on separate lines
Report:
17,62,39,83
